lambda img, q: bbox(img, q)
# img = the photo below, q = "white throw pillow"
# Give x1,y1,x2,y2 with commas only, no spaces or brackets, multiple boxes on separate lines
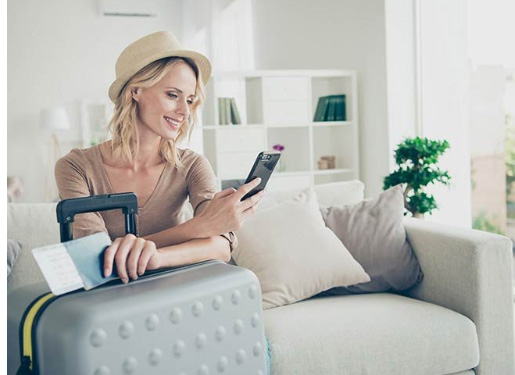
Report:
233,188,370,309
259,180,365,211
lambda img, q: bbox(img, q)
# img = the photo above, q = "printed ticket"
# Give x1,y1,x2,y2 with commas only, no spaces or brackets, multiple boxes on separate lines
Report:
32,243,84,295
32,232,115,295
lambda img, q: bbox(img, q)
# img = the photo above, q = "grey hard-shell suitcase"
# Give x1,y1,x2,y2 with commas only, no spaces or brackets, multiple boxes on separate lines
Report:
8,193,268,375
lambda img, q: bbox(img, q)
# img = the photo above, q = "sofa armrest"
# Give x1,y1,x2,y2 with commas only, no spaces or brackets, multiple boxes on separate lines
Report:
402,218,514,375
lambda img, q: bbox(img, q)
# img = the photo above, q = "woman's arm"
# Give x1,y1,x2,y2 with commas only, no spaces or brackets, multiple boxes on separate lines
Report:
55,152,109,238
143,179,262,248
103,233,230,283
104,181,263,282
142,208,209,248
149,236,231,270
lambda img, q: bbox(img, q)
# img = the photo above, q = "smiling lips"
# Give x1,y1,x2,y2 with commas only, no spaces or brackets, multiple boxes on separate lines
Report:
164,116,182,129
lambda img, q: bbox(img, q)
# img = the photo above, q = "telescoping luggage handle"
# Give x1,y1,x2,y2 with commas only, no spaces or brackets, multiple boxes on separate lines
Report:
56,192,139,242
16,193,140,375
20,193,216,375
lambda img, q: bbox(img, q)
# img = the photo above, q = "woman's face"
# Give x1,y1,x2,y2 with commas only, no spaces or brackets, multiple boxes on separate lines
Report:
132,61,197,141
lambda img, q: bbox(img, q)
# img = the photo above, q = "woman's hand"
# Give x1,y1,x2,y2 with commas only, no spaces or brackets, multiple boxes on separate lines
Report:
196,178,265,237
103,234,161,283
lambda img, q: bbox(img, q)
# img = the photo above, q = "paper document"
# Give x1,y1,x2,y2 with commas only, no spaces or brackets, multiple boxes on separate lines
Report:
32,243,84,295
32,232,116,296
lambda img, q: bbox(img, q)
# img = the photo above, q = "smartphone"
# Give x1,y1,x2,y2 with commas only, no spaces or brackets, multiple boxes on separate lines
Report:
241,151,281,201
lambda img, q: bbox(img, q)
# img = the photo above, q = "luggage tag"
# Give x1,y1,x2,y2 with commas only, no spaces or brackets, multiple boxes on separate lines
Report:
32,232,117,296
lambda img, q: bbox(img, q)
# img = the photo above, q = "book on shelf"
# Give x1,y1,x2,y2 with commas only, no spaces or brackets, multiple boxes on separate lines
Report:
218,97,227,125
229,98,241,124
326,96,336,121
313,94,346,122
218,97,241,125
225,98,231,125
335,95,346,121
313,96,329,122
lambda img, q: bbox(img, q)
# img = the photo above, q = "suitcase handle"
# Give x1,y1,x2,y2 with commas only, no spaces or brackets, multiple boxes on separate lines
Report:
56,192,139,242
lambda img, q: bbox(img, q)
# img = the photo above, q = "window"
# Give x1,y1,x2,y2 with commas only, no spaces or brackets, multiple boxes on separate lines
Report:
468,0,515,238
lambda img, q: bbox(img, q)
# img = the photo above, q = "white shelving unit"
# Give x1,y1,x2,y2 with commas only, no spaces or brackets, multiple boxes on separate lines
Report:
201,70,360,191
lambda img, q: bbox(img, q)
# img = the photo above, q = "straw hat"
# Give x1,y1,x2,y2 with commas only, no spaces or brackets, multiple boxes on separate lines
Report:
108,31,212,103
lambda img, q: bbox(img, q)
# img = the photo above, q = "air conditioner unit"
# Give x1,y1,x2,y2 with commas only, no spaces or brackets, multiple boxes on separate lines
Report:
99,0,157,17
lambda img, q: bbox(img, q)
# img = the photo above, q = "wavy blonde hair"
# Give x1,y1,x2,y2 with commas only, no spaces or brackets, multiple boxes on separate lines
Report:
107,57,206,168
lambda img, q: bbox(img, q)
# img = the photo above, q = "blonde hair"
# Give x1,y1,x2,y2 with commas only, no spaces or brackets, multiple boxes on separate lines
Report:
107,57,206,168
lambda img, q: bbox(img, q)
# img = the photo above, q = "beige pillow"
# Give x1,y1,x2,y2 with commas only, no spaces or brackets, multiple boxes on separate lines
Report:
233,188,370,309
258,180,365,212
320,185,423,293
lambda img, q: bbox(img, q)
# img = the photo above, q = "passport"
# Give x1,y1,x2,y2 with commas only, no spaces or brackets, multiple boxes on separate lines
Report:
32,232,117,295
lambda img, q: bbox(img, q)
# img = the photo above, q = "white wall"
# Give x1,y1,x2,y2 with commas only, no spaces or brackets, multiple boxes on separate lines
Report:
252,0,390,197
8,0,183,202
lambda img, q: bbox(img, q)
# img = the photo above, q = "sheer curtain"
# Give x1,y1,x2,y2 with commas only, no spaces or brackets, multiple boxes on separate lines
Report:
181,0,255,152
213,0,255,71
182,0,255,71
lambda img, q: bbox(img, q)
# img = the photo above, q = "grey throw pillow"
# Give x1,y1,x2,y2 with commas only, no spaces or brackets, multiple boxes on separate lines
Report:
7,239,22,276
320,185,423,293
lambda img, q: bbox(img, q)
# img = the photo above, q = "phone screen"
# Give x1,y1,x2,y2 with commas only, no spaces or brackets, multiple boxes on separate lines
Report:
241,152,281,201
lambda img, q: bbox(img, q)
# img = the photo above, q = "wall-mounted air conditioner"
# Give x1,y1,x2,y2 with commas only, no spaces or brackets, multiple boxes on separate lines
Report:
99,0,157,17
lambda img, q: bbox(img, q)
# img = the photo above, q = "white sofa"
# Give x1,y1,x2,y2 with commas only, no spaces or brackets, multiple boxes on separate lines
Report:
7,181,515,375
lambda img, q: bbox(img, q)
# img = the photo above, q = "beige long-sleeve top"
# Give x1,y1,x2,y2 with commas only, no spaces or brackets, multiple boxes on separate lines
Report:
55,144,236,249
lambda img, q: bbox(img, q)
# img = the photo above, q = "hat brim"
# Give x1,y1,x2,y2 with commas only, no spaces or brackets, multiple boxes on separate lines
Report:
108,49,211,103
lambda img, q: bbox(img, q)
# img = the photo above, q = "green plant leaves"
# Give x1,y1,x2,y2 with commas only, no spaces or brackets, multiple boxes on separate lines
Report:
407,192,437,215
394,137,450,166
384,137,451,216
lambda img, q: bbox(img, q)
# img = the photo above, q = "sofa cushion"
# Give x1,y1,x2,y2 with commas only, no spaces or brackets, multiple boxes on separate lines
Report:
264,293,479,375
260,180,365,210
320,185,423,293
7,239,22,276
233,188,370,309
314,180,365,207
7,203,59,293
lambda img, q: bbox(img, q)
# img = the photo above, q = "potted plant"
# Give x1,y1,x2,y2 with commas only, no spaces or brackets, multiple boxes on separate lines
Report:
273,144,286,172
383,137,451,218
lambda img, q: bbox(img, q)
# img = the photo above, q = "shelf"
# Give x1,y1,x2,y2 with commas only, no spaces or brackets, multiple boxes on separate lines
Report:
267,122,352,128
266,124,310,129
217,149,263,155
213,70,356,79
314,168,354,175
311,121,352,128
203,121,352,129
220,170,353,179
273,171,311,177
201,69,360,191
267,127,311,172
201,124,264,130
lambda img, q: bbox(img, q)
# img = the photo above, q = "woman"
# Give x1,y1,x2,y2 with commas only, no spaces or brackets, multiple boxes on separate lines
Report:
55,31,263,284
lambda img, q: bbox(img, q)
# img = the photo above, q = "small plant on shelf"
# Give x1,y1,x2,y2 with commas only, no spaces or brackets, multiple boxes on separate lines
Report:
273,144,285,152
273,144,285,172
383,137,451,218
